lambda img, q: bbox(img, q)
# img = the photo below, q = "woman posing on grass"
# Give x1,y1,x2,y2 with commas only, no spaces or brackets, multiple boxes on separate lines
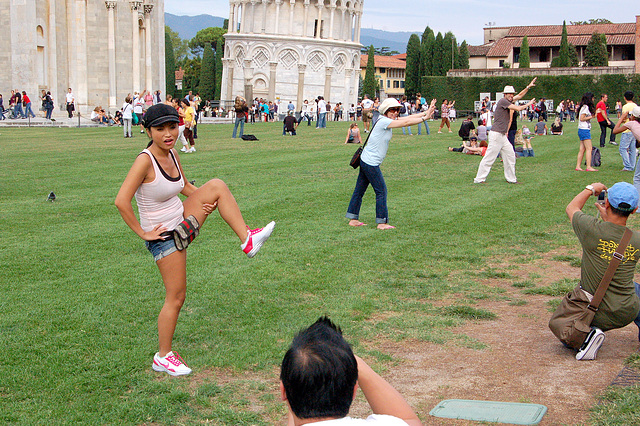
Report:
346,98,436,230
115,104,275,376
576,92,598,172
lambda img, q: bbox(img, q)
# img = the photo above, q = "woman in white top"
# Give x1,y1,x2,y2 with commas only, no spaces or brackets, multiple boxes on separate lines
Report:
576,92,598,172
346,98,436,230
122,96,133,138
115,104,275,376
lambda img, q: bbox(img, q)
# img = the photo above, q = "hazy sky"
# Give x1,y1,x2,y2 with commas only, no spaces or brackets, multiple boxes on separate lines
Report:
164,0,637,46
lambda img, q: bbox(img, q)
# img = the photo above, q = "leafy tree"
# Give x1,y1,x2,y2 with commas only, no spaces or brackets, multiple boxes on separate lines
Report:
519,36,530,68
568,43,580,67
189,27,227,57
433,32,445,76
362,45,378,99
165,31,176,97
359,46,399,56
404,34,421,98
442,32,455,73
165,25,189,62
421,28,435,76
584,32,608,67
456,40,470,69
551,21,572,67
199,42,215,101
178,57,202,97
570,18,612,25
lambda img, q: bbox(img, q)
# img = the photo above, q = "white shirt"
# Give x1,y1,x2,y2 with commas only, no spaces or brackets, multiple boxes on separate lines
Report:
578,104,592,130
65,92,74,104
481,111,492,127
308,414,408,425
122,102,133,119
133,97,144,114
361,99,374,109
318,99,327,114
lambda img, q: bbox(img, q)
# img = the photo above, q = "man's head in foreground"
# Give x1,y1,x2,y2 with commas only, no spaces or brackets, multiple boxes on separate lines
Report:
280,316,358,420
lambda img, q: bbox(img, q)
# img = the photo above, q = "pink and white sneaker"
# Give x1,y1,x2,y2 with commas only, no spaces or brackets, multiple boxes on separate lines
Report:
241,221,275,258
152,351,192,376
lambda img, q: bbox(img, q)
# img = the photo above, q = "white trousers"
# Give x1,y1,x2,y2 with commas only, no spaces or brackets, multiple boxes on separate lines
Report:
178,125,188,147
474,130,517,183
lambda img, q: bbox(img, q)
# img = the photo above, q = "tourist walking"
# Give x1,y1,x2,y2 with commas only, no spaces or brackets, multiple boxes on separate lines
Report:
596,94,617,147
122,96,134,138
575,92,598,172
65,88,75,119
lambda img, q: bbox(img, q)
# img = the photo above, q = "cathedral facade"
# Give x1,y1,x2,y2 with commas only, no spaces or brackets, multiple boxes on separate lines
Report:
220,0,364,108
0,0,166,116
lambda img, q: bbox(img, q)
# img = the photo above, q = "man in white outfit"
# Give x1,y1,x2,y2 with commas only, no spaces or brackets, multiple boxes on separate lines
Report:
474,79,536,184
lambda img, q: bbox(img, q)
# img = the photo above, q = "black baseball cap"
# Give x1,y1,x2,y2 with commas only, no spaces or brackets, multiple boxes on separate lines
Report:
142,103,179,128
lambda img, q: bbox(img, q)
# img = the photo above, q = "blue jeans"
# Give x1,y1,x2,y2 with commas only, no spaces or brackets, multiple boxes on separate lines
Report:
24,102,35,118
232,117,245,138
45,106,53,120
417,121,430,135
619,132,637,171
317,112,326,128
14,103,24,118
346,161,388,224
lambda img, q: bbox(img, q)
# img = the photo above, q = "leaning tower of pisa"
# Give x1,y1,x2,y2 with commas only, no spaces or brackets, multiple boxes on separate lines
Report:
220,0,363,109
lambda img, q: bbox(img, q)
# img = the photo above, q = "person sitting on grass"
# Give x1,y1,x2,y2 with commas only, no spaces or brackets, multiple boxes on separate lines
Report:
534,116,548,135
458,115,475,141
563,181,640,360
476,119,487,143
516,126,534,157
115,103,276,376
281,316,423,426
345,122,363,144
550,117,563,135
283,111,298,136
448,136,488,156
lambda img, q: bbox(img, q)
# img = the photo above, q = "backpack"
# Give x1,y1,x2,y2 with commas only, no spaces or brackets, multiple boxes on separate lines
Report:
589,147,601,167
400,103,406,114
241,134,258,141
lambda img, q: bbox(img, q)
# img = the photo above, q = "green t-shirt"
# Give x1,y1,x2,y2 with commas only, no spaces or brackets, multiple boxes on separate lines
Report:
572,211,640,330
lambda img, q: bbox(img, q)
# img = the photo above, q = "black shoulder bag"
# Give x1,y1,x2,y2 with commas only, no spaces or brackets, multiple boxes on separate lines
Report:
349,119,378,169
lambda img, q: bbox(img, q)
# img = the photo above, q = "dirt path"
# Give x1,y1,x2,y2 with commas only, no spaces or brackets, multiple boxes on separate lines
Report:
348,251,640,425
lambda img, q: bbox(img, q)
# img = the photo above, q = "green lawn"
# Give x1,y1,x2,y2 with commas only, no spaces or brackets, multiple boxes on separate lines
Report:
0,118,638,424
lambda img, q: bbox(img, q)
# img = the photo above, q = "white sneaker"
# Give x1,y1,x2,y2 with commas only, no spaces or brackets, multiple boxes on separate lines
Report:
152,351,192,376
180,147,188,152
241,221,275,258
576,327,605,360
189,147,196,153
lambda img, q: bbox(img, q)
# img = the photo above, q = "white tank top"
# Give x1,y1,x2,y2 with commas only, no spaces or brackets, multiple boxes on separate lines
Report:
134,149,185,232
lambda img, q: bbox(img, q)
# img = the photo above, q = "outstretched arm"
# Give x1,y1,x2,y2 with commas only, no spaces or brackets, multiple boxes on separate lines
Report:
355,355,423,426
513,77,536,101
388,99,436,129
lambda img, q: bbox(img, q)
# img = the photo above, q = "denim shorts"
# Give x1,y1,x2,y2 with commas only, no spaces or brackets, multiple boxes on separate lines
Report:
145,237,177,262
578,129,591,141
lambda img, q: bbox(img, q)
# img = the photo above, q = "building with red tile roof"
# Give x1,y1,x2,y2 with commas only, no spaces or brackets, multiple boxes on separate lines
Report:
468,17,639,73
360,54,407,98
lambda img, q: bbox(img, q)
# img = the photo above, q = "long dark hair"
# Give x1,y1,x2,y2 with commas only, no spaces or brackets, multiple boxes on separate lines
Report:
578,92,595,115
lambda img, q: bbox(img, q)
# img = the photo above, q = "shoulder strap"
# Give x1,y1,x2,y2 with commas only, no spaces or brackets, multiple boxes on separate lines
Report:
589,228,633,311
361,118,380,150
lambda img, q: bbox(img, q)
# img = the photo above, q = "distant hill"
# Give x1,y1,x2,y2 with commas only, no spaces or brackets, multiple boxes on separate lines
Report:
165,13,226,40
165,13,415,53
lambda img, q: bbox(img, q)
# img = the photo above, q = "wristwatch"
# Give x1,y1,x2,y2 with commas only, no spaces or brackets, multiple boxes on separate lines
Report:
585,184,595,196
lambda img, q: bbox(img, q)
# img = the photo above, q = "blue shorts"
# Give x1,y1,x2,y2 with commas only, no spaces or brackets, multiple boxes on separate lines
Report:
578,129,591,141
145,237,177,262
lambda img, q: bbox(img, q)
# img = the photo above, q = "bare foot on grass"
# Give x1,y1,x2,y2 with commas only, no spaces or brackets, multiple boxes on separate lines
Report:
377,224,396,230
348,220,367,227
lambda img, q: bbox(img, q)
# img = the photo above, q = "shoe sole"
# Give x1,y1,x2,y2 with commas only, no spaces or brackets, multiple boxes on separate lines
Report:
152,361,192,376
576,332,605,360
246,221,275,258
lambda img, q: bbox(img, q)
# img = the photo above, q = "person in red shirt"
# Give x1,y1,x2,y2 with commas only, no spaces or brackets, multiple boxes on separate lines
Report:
596,94,617,147
22,91,36,119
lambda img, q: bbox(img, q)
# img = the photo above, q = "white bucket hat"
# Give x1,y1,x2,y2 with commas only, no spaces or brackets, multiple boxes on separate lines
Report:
630,106,640,118
503,86,516,94
379,98,402,115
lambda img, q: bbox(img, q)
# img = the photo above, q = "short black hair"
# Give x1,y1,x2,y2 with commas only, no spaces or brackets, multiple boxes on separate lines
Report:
611,205,633,217
280,316,358,420
624,91,634,101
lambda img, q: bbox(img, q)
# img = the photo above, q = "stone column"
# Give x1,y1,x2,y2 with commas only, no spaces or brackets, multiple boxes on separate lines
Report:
48,0,59,109
344,67,352,105
324,66,333,100
240,0,247,33
130,1,141,93
268,61,278,101
261,0,267,34
144,4,154,92
243,58,254,101
328,1,335,40
348,11,354,41
315,2,323,39
297,64,306,108
354,12,361,43
229,1,235,32
274,0,282,34
106,1,117,109
303,0,310,37
224,59,235,101
339,6,346,41
249,0,256,33
69,0,88,113
288,0,295,36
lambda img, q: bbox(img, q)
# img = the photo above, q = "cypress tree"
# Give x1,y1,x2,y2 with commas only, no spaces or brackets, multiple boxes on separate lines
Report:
363,45,377,99
421,29,436,76
199,42,216,101
442,32,455,74
552,21,572,67
519,36,530,68
457,40,469,69
585,32,608,66
165,31,176,97
433,32,445,76
405,34,421,98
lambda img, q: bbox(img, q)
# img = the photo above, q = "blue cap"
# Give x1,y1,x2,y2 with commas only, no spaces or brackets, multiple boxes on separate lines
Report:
608,182,639,212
